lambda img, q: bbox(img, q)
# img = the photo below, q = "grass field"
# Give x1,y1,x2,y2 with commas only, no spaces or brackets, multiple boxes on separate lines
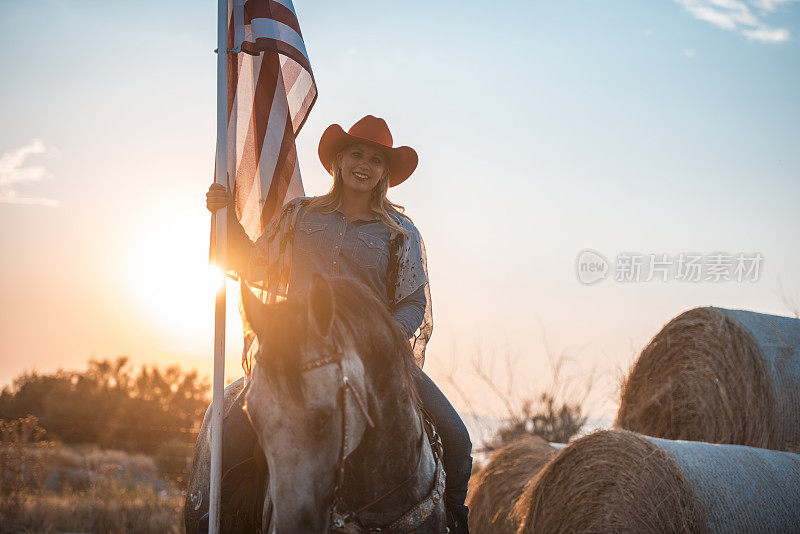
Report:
3,483,183,534
1,431,185,533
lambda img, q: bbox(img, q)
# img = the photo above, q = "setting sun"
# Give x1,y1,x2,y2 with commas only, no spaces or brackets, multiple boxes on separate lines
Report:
123,203,239,349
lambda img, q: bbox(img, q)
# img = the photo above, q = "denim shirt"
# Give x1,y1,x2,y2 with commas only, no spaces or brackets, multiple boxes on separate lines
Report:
243,197,432,359
290,203,427,338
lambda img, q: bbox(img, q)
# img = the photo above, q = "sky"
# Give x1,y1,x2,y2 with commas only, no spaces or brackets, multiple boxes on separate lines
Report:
1,0,799,420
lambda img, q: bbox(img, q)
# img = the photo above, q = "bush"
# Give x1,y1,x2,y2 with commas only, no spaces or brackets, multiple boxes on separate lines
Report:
0,415,53,525
0,357,208,482
489,392,586,448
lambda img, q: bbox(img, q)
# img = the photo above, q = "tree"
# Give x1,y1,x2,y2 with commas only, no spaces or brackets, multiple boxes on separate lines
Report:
0,358,210,483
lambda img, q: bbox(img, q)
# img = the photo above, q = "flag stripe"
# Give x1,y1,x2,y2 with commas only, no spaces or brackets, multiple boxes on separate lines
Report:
233,54,279,238
226,16,240,130
237,54,279,229
242,0,303,37
286,71,315,130
256,61,290,213
250,51,281,184
293,80,316,133
267,2,302,37
279,54,302,92
261,111,297,225
269,0,296,15
224,0,315,240
246,19,309,64
242,38,312,75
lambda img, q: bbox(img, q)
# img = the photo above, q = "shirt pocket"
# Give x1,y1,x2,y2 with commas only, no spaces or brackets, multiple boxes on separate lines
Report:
354,231,389,269
295,222,327,254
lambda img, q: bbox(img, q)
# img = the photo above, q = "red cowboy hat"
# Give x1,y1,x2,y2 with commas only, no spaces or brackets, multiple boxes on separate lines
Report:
318,115,418,187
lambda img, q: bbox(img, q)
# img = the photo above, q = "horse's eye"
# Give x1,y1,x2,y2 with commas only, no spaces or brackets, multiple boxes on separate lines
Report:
311,408,330,426
310,408,334,438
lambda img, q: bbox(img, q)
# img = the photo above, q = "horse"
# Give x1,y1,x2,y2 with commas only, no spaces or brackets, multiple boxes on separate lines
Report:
184,274,447,533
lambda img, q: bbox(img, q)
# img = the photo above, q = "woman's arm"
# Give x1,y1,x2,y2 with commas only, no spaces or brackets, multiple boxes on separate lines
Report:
391,283,427,339
206,183,253,273
223,208,254,273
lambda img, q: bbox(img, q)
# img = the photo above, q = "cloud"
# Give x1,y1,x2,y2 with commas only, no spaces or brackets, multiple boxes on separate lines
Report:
752,0,800,11
673,0,795,42
742,26,791,41
683,47,697,56
0,140,60,207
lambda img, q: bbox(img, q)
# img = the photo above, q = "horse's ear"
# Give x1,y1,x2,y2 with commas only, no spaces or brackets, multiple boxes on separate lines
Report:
240,279,270,338
308,274,335,337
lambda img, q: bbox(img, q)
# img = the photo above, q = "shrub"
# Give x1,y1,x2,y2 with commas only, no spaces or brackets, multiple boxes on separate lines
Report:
0,415,53,525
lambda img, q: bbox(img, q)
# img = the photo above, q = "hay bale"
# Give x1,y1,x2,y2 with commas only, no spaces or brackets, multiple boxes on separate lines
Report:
512,430,704,533
466,436,556,534
513,430,800,534
649,435,800,532
617,307,800,451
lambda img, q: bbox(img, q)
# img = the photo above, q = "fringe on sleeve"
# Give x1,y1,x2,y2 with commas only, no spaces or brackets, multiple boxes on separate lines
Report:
390,219,433,369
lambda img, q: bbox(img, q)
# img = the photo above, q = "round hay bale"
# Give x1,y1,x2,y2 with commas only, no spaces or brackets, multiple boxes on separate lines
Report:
466,436,556,534
514,429,800,534
648,435,800,532
512,430,704,534
616,307,800,451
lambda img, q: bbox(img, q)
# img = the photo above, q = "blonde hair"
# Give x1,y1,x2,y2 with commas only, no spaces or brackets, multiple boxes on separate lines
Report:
303,146,411,235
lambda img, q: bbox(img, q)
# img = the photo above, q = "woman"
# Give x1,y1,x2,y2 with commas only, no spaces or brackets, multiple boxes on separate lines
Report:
207,115,472,533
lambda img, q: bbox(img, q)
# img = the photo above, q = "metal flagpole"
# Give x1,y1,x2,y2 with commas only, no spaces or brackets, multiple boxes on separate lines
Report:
209,0,228,531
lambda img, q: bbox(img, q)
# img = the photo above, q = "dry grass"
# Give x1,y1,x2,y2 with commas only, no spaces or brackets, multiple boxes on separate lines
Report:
467,436,556,534
616,307,779,449
1,416,184,533
512,430,707,534
8,480,183,534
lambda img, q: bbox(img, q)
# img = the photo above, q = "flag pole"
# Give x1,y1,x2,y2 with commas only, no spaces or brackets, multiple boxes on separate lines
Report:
209,0,228,532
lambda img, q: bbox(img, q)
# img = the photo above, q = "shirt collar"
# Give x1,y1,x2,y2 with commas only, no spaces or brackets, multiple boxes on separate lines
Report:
334,206,380,222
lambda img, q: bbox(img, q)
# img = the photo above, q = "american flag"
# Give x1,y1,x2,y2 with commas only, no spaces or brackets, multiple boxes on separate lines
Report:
222,0,316,241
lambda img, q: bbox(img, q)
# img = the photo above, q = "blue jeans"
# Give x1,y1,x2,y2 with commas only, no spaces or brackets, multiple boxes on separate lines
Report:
413,369,472,532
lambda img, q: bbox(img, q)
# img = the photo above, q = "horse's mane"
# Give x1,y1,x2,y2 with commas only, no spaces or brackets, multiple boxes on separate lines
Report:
327,278,422,408
251,277,421,409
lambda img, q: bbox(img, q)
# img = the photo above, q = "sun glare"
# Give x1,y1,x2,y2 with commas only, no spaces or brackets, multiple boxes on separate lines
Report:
123,203,242,351
207,263,225,291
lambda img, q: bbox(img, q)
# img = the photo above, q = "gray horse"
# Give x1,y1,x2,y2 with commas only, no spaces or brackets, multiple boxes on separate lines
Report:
185,275,447,533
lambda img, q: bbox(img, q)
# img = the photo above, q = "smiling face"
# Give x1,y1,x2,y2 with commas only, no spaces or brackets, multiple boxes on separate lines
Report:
337,143,389,195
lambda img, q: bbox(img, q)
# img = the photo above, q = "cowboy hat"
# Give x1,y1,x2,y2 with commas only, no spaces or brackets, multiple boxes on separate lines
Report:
318,115,418,187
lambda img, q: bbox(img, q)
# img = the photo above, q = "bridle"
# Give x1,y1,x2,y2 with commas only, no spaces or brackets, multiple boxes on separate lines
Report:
298,351,446,533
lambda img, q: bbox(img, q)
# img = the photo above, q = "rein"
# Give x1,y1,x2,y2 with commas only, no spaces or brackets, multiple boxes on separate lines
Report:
299,352,446,533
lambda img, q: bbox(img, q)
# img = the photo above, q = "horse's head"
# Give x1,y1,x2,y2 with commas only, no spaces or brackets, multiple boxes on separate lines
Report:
240,274,418,532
